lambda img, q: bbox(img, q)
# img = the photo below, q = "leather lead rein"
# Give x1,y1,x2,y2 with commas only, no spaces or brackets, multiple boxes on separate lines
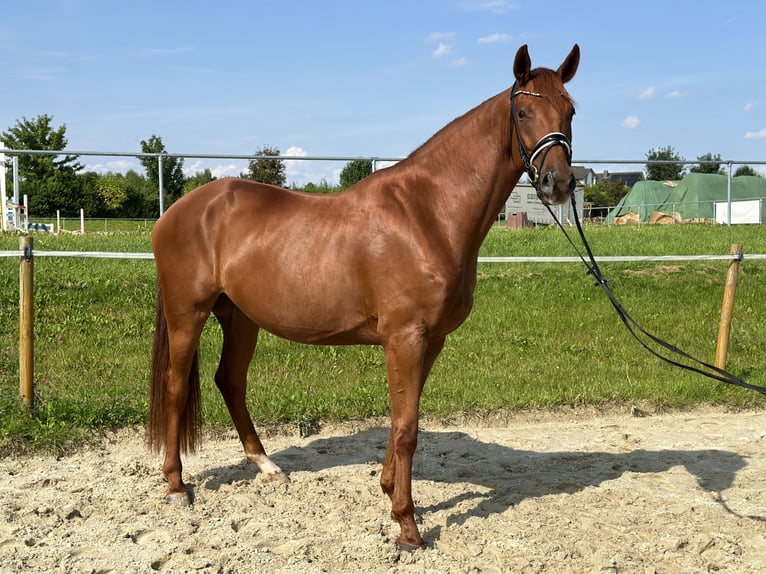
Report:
546,195,766,397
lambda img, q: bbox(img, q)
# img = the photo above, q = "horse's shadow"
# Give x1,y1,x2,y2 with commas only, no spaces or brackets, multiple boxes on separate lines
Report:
199,426,759,537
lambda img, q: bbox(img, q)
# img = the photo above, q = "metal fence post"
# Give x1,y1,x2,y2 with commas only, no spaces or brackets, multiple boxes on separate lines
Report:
158,153,165,216
726,162,733,228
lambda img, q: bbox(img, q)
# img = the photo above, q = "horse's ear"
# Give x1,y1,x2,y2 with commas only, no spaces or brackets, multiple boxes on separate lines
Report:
513,44,531,85
556,44,580,84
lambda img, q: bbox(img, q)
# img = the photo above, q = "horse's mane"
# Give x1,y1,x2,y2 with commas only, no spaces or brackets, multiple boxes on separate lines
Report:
403,67,574,164
404,91,507,163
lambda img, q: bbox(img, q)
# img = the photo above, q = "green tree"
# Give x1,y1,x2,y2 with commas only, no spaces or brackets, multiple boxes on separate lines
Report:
1,115,83,215
183,168,216,195
734,165,760,177
139,135,185,204
29,173,84,216
301,178,337,194
584,179,630,218
96,173,129,210
690,152,724,175
243,146,286,187
645,146,685,181
78,172,136,218
122,169,155,217
339,159,372,189
79,172,110,218
81,169,154,218
1,114,83,181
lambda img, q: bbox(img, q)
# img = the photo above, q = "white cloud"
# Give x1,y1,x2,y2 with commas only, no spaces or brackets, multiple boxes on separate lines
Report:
744,102,758,112
448,57,469,68
622,115,641,129
427,32,455,43
282,146,342,186
375,160,399,171
638,87,656,100
185,160,205,175
477,33,513,44
284,146,308,181
83,159,140,174
744,128,766,140
184,159,242,178
284,146,308,158
665,90,685,99
210,164,240,178
432,42,452,58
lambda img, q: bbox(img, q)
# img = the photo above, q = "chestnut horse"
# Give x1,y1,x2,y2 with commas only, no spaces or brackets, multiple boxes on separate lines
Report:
149,44,580,549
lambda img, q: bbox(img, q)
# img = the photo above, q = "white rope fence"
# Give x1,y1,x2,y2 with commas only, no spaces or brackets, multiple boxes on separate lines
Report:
2,250,766,262
0,250,154,259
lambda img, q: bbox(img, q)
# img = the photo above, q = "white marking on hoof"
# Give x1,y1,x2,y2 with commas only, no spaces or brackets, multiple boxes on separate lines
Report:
246,453,289,483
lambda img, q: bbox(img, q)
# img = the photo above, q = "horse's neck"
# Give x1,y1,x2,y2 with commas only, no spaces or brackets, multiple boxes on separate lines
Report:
409,91,523,259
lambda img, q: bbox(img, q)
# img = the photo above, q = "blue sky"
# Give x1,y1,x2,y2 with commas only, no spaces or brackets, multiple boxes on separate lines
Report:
2,0,765,184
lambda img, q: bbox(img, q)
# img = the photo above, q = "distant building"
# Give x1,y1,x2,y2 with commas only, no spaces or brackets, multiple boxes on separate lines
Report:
572,166,596,187
505,177,585,228
597,170,645,188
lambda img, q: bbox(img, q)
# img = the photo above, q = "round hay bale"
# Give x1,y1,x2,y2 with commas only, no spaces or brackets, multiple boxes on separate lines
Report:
613,211,639,225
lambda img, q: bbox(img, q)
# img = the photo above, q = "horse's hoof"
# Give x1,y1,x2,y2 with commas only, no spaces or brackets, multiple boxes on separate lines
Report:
396,539,423,552
165,492,191,506
263,470,289,484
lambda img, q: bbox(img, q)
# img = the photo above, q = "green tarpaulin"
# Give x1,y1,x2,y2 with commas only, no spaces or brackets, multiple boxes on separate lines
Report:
606,173,766,224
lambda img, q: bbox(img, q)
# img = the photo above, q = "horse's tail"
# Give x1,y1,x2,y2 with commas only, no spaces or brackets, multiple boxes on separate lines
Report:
147,284,201,454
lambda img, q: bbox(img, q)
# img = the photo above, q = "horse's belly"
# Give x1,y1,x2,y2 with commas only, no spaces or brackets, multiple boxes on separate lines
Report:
225,275,378,346
262,322,379,346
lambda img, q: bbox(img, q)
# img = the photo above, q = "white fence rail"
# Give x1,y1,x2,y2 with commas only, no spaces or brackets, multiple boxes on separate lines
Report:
3,250,766,262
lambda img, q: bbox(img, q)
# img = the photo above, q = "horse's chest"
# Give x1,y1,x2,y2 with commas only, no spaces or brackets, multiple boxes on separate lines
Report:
430,276,475,334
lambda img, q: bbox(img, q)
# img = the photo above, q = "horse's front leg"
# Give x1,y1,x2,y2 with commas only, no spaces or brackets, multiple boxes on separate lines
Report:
380,332,445,550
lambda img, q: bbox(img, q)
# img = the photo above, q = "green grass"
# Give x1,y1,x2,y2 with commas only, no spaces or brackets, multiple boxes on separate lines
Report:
1,223,765,454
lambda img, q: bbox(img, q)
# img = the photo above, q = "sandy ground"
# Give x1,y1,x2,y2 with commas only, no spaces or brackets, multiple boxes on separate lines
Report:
1,407,766,573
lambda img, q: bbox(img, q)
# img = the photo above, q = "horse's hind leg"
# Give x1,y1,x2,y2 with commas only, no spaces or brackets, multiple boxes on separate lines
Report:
162,308,209,505
213,296,286,482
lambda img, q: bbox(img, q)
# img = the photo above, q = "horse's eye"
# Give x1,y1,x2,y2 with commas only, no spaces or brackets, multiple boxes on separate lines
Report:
516,109,527,120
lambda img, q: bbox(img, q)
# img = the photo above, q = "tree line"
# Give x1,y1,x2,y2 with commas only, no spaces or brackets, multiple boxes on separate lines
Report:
1,115,373,218
3,114,761,219
584,146,763,217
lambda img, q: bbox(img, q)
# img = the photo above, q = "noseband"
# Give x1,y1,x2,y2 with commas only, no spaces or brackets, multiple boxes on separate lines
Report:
510,83,572,189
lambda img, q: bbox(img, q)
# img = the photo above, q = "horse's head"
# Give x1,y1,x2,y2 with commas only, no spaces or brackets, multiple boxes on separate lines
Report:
511,44,580,205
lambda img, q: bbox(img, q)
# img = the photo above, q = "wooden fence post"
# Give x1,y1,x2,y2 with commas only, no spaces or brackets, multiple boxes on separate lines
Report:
715,243,742,370
19,236,34,407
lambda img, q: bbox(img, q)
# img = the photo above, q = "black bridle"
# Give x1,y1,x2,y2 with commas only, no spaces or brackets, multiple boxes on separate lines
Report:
510,82,573,189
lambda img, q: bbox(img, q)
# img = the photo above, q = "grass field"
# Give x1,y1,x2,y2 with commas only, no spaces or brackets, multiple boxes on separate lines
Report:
1,223,764,454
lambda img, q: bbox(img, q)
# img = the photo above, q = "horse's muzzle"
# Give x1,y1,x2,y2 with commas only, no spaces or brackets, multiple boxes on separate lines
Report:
537,170,575,205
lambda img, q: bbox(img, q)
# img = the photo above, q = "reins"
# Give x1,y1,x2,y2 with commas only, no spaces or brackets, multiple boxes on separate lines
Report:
510,80,765,396
545,196,766,396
